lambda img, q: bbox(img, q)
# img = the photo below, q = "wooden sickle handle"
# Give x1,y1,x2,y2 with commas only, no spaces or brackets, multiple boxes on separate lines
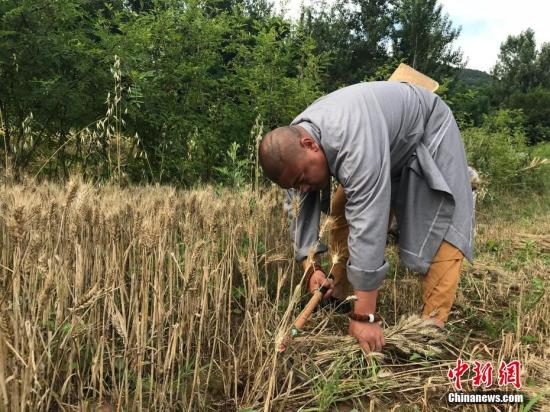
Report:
293,289,324,331
279,273,334,352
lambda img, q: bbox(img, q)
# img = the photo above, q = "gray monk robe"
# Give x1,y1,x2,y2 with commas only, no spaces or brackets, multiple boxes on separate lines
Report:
285,81,474,291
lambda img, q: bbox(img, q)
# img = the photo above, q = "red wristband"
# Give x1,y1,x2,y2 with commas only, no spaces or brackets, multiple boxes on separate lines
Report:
347,312,383,323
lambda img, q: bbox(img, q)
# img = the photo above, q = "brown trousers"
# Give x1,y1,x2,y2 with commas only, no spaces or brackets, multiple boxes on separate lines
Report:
329,185,463,323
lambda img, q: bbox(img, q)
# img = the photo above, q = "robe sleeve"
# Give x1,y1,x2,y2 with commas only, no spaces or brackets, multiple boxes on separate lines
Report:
284,189,327,262
339,130,392,291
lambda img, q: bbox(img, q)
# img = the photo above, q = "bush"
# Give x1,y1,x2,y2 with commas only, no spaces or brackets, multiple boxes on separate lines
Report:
462,109,548,194
508,87,550,144
529,142,550,192
0,1,324,185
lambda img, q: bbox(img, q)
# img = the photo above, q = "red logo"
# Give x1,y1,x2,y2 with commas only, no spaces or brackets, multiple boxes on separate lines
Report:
472,361,493,387
447,358,521,390
448,358,470,390
498,360,522,389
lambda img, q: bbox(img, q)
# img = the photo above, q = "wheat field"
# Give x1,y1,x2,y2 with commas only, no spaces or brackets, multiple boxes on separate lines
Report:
0,179,548,411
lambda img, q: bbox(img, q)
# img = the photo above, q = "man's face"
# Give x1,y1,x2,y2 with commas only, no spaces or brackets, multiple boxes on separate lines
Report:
277,137,330,193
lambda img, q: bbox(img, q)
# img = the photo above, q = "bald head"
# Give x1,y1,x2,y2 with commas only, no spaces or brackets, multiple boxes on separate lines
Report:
258,126,304,182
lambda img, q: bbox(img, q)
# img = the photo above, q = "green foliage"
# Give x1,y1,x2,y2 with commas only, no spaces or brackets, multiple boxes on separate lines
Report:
313,358,344,411
462,109,548,193
491,29,550,143
300,0,393,90
0,0,112,177
492,29,538,90
1,0,548,188
438,74,491,128
457,68,492,89
300,0,463,91
447,88,490,128
0,0,324,184
391,0,463,79
531,141,550,159
508,88,550,144
365,58,404,82
214,142,251,188
443,68,492,128
524,276,545,312
529,142,550,192
519,390,547,412
463,110,525,189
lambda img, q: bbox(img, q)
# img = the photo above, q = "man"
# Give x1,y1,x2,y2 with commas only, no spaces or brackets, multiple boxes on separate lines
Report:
258,79,474,354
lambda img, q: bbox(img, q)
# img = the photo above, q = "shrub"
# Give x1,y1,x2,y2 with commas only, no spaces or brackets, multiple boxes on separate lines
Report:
462,109,548,193
529,141,550,192
508,87,550,144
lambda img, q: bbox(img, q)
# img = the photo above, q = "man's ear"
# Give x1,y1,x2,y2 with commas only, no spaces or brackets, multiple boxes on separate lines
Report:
299,136,318,151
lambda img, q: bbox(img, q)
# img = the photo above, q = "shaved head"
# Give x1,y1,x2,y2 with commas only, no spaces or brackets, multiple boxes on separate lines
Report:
259,125,330,192
258,126,304,182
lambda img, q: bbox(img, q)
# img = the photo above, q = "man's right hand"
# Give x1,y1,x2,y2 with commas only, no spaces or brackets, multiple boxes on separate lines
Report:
349,320,385,353
308,270,334,299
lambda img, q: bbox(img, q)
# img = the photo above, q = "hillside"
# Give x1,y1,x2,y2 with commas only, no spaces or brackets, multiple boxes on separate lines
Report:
458,68,493,89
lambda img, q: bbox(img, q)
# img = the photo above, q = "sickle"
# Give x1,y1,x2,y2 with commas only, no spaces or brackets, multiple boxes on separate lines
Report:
279,273,334,353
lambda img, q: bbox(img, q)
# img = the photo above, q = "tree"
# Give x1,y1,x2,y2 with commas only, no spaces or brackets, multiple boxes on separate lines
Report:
535,42,550,88
300,0,463,90
0,0,111,179
508,88,550,144
390,0,463,80
490,29,550,143
349,0,394,79
492,28,538,94
108,1,324,184
299,0,394,90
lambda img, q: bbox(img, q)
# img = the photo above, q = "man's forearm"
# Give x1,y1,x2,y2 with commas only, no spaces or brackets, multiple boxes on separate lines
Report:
353,289,378,314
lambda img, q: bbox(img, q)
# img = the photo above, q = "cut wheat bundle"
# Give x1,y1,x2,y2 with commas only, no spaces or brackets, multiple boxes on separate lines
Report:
248,315,455,410
290,315,447,363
